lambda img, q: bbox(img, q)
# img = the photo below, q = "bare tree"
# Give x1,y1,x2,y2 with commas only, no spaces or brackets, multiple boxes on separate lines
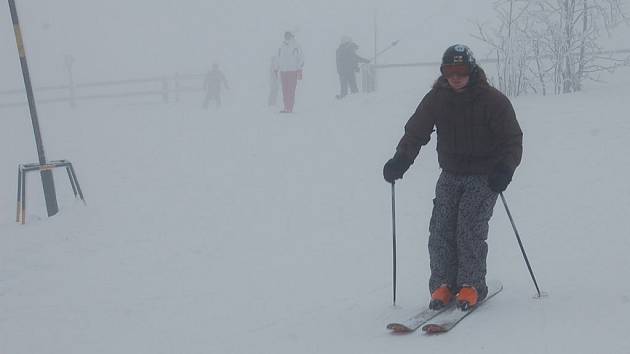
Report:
475,0,533,96
476,0,630,96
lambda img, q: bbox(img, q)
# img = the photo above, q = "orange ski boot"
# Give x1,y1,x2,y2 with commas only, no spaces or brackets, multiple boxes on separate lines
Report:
456,286,479,311
429,285,454,310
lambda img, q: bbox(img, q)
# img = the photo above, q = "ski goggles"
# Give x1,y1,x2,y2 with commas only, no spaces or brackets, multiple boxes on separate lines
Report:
441,64,470,78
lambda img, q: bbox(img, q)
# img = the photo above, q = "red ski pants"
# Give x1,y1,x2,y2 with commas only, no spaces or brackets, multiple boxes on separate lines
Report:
280,71,299,112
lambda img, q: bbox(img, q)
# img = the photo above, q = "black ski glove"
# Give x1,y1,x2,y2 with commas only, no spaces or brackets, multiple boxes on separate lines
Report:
488,162,514,193
383,152,412,183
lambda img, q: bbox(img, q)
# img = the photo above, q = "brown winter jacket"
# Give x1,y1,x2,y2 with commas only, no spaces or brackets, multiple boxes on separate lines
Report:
396,68,523,175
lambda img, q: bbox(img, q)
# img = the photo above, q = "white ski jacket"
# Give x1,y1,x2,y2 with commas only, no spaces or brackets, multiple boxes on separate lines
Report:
274,38,304,72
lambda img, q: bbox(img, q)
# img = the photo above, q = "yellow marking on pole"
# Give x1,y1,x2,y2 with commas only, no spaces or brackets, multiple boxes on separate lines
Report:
14,25,26,58
39,164,55,171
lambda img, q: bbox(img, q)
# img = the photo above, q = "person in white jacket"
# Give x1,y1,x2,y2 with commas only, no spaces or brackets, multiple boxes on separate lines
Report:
273,31,304,113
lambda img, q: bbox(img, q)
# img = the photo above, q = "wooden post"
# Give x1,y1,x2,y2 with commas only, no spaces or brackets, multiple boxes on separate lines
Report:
64,54,76,107
174,72,180,102
162,77,169,103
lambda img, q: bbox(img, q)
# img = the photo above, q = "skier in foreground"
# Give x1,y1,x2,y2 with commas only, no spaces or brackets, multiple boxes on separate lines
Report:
383,44,523,311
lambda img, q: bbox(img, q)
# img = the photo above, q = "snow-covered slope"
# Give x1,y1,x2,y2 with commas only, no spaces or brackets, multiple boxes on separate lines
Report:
2,65,630,353
3,0,630,351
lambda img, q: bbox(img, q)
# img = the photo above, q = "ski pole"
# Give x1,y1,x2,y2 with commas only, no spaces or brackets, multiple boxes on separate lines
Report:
500,193,542,298
391,182,397,305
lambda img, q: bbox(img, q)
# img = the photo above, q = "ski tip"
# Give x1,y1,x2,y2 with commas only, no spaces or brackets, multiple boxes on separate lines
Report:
487,279,503,290
387,323,412,333
422,324,447,334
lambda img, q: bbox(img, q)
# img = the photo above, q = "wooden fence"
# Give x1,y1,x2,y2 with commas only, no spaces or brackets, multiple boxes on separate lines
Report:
0,71,207,108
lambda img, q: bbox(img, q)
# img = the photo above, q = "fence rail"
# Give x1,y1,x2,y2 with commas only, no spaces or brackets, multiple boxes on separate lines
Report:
374,48,630,70
3,48,628,106
0,72,208,108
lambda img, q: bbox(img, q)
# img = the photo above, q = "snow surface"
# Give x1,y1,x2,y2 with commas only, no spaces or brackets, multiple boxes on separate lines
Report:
2,1,630,353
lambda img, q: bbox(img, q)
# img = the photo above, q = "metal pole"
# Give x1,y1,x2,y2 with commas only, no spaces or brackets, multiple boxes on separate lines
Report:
371,41,399,62
500,193,542,297
391,182,397,305
65,166,78,197
68,164,86,204
16,166,22,222
373,10,378,67
20,169,27,224
8,0,59,217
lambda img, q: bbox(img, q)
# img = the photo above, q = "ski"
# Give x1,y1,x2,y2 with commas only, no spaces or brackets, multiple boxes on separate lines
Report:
386,304,454,333
421,280,503,334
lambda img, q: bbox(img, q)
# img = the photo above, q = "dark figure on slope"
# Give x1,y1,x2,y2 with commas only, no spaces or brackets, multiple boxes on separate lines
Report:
383,44,523,311
203,63,229,109
335,36,370,99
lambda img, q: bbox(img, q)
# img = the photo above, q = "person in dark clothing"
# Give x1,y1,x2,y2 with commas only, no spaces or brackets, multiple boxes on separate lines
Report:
382,44,523,311
335,36,370,99
203,63,229,109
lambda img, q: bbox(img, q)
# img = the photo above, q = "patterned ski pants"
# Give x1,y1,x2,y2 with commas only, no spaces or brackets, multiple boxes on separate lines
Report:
428,171,498,300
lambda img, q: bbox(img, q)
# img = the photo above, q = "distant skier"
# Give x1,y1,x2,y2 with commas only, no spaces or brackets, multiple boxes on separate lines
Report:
382,44,523,311
273,31,304,113
335,36,370,99
203,63,229,109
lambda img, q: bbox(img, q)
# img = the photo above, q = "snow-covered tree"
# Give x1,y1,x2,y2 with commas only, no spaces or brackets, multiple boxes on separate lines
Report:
476,0,630,96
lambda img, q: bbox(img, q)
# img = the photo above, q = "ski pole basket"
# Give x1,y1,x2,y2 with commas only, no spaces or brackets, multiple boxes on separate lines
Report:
16,159,86,224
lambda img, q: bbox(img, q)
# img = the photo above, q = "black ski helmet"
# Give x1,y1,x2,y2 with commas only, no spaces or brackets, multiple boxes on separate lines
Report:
441,44,476,74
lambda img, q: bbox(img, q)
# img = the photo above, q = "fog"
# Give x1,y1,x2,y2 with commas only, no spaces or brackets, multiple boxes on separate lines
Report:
3,1,628,105
1,1,504,93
